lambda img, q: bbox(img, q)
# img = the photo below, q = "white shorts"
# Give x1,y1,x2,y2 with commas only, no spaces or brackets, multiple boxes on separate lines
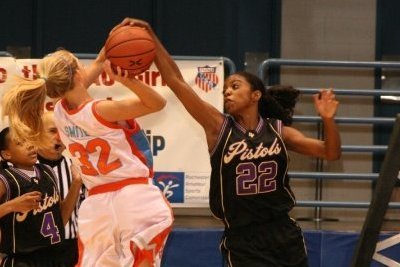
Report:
78,182,173,267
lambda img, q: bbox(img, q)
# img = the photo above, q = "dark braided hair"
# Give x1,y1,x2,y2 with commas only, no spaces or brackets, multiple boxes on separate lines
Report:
233,72,300,125
0,127,10,169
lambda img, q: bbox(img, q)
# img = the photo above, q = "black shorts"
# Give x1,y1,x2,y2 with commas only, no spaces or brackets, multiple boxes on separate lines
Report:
1,247,65,267
0,239,78,267
221,215,308,267
57,239,79,267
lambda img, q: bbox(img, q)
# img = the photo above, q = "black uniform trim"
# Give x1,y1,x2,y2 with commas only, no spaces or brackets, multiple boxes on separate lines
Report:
0,175,11,202
210,116,229,157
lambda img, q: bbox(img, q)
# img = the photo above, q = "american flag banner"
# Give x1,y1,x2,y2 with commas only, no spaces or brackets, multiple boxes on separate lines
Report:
195,66,219,92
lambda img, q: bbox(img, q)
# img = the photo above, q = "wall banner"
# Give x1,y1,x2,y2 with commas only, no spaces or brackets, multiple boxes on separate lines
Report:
0,57,224,207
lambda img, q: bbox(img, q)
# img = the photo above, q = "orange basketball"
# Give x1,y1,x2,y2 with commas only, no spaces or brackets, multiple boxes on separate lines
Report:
105,26,156,76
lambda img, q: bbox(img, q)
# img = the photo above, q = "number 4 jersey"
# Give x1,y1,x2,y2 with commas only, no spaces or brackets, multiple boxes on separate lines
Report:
54,99,153,190
0,165,64,255
209,115,296,229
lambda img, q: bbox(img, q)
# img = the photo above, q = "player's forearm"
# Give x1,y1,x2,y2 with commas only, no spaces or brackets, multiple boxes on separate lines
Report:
85,50,106,87
60,180,82,225
123,79,166,111
150,30,185,88
323,117,341,160
0,202,13,219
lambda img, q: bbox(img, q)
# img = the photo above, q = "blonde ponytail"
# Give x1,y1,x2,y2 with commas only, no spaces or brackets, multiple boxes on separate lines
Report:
2,77,47,146
1,49,78,147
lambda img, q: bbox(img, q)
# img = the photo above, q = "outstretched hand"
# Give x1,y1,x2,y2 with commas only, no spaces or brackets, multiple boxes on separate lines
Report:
313,89,339,120
111,17,151,34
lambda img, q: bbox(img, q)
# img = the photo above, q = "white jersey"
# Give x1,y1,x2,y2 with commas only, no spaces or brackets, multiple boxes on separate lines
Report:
54,99,153,189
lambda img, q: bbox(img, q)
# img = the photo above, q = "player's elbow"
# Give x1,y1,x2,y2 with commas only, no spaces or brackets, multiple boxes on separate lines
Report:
159,98,167,110
154,97,167,112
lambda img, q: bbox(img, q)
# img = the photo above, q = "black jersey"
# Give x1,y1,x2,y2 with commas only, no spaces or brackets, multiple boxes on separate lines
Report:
209,115,296,229
0,164,64,255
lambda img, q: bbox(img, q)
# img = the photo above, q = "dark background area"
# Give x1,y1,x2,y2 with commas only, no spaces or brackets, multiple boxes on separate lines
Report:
2,0,400,170
374,0,400,173
0,0,281,70
1,1,400,72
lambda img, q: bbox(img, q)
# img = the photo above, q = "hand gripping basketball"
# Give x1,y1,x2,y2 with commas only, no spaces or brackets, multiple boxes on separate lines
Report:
105,26,156,77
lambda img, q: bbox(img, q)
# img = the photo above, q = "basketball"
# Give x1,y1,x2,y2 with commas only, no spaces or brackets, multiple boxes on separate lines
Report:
105,26,156,76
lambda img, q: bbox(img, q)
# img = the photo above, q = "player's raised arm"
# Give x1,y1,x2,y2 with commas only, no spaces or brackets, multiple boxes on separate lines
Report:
59,163,82,225
283,88,341,160
94,61,166,122
115,17,224,150
84,47,106,88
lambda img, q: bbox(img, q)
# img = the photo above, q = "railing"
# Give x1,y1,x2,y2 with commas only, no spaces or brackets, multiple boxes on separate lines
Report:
258,58,400,83
0,51,12,57
173,56,236,75
258,58,400,220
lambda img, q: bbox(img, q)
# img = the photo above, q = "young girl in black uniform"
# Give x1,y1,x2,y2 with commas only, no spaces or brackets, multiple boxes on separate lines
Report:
114,18,342,267
0,127,82,267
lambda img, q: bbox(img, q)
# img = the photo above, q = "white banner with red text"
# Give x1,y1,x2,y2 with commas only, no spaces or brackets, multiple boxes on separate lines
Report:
0,57,224,207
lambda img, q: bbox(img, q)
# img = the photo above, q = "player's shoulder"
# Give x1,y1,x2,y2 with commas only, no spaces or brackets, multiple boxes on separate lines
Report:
35,163,57,180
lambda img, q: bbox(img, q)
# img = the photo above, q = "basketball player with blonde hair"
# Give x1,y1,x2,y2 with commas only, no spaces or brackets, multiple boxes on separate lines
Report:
2,48,173,267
